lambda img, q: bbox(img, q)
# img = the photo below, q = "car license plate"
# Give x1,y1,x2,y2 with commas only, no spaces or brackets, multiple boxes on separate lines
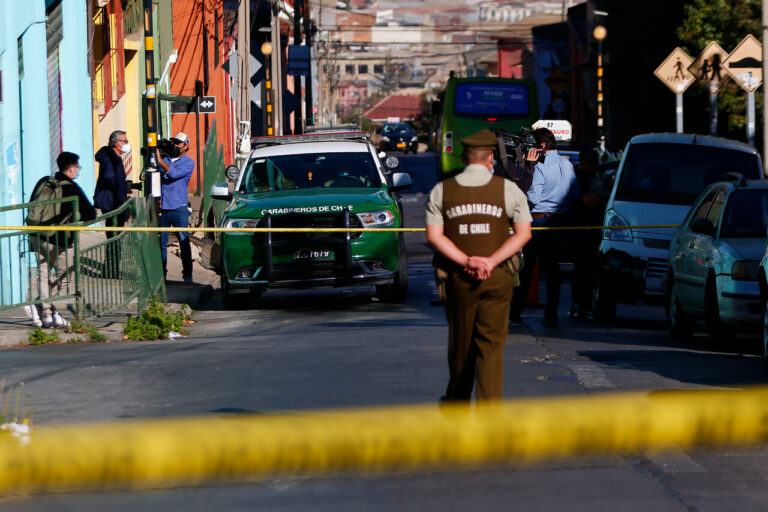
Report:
294,249,333,261
396,142,406,148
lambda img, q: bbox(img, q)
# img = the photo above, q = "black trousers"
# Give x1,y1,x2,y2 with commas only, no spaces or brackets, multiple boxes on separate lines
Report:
510,214,564,318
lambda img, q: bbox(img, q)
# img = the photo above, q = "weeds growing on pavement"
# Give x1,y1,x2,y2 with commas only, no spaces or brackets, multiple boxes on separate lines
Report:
28,327,60,345
123,295,191,341
67,320,107,342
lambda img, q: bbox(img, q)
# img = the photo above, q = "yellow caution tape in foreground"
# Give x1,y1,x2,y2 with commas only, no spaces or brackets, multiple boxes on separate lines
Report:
0,224,680,233
2,387,768,493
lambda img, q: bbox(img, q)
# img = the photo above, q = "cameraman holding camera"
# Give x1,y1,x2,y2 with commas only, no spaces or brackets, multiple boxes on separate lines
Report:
509,127,578,327
156,132,195,283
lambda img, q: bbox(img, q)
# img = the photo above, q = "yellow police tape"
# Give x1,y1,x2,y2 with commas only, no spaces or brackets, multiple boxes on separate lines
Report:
2,386,768,493
0,224,680,233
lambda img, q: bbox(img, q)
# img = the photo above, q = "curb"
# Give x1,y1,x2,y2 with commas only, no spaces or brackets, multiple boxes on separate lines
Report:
1,283,213,349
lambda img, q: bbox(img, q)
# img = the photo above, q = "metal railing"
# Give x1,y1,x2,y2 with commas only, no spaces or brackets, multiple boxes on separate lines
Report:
0,196,165,320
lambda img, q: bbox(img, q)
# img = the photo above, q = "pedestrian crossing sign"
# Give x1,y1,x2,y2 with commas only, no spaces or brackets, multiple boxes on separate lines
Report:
654,47,695,95
688,41,730,94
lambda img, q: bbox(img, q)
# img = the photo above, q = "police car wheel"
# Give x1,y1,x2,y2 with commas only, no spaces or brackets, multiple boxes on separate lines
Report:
376,240,408,303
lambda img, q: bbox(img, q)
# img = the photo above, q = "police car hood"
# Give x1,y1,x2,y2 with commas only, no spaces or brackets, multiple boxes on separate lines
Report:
610,200,691,239
227,188,394,218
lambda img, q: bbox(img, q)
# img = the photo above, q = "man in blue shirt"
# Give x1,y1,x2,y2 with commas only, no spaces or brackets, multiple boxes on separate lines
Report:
157,132,195,282
509,128,578,327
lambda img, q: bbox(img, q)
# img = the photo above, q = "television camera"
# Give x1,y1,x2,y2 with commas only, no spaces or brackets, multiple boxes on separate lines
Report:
493,127,544,181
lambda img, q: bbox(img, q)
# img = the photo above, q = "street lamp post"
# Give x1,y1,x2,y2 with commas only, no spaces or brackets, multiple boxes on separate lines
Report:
594,25,607,152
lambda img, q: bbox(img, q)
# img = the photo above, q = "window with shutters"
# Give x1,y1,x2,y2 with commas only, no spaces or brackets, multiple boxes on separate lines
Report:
47,1,63,175
92,0,126,118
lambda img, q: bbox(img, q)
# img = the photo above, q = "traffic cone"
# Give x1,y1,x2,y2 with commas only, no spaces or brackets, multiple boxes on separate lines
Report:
527,261,540,305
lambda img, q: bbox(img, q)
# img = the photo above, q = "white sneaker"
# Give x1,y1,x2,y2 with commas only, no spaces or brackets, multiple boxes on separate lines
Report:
24,305,42,327
52,313,70,329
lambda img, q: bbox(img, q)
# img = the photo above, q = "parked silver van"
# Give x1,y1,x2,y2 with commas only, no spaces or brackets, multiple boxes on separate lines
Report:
595,133,763,319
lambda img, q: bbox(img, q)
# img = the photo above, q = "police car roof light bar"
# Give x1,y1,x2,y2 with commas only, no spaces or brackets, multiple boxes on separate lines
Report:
250,132,371,147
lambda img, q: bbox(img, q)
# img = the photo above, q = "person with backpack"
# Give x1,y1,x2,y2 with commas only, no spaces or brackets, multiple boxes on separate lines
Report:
94,130,132,277
26,152,97,328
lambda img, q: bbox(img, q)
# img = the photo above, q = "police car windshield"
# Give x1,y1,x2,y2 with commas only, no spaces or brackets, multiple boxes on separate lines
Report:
242,152,382,193
615,143,761,205
720,189,768,238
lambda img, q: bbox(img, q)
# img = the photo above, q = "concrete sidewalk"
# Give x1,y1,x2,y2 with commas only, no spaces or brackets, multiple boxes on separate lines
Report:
0,239,219,348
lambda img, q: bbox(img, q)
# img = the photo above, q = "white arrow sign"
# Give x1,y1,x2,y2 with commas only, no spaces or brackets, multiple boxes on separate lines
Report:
197,96,216,114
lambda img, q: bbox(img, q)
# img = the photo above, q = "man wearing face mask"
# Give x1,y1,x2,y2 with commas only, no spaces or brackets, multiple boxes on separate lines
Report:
94,130,132,277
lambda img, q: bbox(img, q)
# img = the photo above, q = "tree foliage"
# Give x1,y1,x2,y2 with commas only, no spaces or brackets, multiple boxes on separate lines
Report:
676,0,762,136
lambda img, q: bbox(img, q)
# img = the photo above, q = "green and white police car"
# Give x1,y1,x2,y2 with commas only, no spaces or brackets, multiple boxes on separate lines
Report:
210,132,412,306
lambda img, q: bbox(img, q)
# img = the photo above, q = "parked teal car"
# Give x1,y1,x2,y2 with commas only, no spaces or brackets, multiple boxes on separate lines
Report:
210,134,412,306
667,175,767,342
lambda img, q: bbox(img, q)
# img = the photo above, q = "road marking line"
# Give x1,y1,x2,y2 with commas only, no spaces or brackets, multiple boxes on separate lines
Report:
644,446,706,473
567,362,616,389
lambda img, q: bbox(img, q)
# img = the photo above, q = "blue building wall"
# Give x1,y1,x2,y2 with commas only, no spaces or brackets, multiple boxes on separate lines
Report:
0,0,94,305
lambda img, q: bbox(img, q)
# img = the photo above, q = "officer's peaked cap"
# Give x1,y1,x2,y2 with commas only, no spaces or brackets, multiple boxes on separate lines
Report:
460,129,497,149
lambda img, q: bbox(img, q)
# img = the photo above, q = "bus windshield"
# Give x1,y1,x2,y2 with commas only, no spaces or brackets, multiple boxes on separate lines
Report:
453,82,530,118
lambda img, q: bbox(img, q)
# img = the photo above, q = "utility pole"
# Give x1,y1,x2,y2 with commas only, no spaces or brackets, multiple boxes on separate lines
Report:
143,0,159,197
294,0,303,134
270,0,283,136
236,0,250,155
304,0,314,126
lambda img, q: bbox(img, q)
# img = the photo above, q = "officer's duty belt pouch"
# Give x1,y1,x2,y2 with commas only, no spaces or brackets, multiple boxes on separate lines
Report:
501,252,524,287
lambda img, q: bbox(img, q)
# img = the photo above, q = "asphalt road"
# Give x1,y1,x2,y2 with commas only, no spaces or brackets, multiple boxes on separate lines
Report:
2,152,768,511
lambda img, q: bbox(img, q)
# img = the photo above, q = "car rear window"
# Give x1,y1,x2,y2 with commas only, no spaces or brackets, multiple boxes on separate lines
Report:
615,143,761,205
242,152,382,193
720,189,768,238
382,124,413,136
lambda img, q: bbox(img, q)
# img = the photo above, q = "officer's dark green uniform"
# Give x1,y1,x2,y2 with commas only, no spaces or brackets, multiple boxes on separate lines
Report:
426,129,532,401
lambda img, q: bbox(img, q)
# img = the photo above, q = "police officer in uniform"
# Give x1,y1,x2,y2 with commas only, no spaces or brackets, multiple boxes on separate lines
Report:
426,129,532,402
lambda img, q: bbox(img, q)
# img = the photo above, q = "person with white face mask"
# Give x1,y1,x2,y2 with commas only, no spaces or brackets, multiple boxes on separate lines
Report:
93,130,132,278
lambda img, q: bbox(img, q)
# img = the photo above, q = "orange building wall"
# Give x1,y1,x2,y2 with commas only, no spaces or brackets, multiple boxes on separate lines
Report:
170,0,233,194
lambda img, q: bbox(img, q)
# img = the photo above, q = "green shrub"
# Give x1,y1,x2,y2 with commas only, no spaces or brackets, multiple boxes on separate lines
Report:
123,296,191,341
28,328,59,345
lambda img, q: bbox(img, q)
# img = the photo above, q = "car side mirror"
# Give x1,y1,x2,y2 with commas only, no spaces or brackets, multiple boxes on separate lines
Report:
390,172,412,191
384,155,400,171
225,165,240,182
211,182,232,201
690,218,715,237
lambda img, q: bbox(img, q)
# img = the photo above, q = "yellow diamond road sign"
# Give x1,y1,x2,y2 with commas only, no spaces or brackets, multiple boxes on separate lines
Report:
654,47,695,95
688,41,730,94
545,69,569,93
723,34,763,93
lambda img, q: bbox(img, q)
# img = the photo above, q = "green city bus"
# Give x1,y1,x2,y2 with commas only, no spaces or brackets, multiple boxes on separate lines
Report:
436,77,539,177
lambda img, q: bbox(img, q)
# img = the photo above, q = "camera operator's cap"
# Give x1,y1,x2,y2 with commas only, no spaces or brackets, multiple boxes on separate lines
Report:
171,132,190,145
460,129,497,149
